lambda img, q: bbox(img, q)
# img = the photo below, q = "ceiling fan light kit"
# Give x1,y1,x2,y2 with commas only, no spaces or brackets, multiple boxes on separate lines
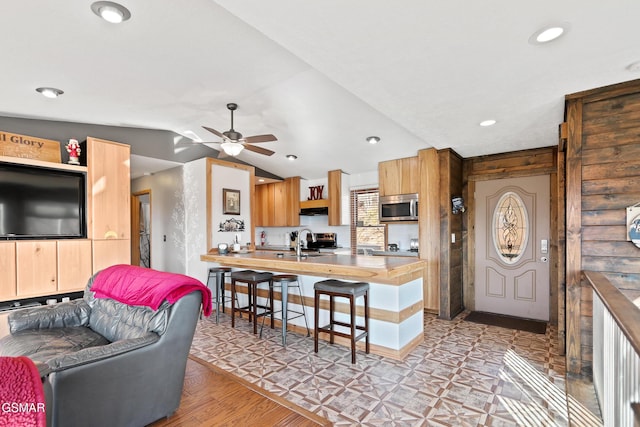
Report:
202,102,277,158
221,141,244,156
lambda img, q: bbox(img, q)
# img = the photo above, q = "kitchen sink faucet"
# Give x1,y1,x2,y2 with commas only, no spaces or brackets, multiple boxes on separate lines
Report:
296,228,315,259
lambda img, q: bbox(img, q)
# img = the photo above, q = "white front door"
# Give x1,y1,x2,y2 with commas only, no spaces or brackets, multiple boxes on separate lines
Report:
475,175,550,321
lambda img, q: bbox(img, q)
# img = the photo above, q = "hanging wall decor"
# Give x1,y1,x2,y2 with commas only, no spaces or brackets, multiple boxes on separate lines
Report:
627,203,640,249
223,188,240,215
219,218,245,232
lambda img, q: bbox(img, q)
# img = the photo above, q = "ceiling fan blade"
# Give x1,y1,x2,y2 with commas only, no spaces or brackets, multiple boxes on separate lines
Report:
201,142,221,149
244,134,277,144
243,144,275,156
202,126,226,140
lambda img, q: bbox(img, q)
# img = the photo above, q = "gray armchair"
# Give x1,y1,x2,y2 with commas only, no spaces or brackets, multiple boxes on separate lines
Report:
0,271,205,427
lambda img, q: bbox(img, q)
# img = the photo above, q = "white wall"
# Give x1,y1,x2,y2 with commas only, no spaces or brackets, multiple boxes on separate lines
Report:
132,158,253,284
183,159,208,282
131,166,185,274
211,164,252,248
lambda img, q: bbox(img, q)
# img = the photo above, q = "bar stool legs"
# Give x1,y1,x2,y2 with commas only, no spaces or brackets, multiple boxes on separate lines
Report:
230,270,274,334
206,267,232,324
262,274,310,345
314,279,370,364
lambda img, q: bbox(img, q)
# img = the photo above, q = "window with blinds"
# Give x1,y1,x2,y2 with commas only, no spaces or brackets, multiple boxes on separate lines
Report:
350,189,386,254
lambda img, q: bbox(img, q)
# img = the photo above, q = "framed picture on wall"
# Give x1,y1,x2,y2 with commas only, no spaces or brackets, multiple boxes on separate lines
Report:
223,188,241,215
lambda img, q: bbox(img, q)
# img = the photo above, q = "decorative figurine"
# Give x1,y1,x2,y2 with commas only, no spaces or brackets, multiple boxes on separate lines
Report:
66,138,81,165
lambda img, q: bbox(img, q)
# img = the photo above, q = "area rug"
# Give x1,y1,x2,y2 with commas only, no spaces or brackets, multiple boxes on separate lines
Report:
464,311,547,334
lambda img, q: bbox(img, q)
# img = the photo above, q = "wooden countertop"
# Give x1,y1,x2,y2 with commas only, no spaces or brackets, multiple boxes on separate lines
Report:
200,251,426,285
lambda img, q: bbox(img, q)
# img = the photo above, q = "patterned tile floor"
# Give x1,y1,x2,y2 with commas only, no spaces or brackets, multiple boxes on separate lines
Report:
190,312,602,426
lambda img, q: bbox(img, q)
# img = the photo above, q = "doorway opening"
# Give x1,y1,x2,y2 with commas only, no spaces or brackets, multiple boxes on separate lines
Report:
132,190,151,268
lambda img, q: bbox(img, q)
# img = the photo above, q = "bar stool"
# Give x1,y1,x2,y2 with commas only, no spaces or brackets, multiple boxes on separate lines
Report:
314,279,370,364
263,274,310,345
230,270,274,334
206,267,232,324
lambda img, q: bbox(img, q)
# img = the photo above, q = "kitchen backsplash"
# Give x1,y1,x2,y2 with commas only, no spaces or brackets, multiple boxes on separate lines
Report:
386,223,419,251
256,217,418,251
257,215,349,247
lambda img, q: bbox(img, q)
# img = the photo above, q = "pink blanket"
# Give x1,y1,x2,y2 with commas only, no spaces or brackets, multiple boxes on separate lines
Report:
91,265,212,316
0,356,46,426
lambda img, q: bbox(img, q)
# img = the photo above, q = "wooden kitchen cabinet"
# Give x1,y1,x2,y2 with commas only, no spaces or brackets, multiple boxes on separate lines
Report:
16,241,57,297
284,176,300,227
57,240,93,292
0,242,16,300
255,182,275,226
87,137,131,240
378,156,419,196
272,181,287,226
255,177,300,227
328,169,349,226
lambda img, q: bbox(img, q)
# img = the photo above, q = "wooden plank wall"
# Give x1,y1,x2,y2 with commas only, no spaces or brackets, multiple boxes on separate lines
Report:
565,79,640,376
462,147,559,323
438,149,464,319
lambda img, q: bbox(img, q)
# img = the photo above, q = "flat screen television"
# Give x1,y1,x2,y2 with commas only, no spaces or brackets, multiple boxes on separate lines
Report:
0,162,86,239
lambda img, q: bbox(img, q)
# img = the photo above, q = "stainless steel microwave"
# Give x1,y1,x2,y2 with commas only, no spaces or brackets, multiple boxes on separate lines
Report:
379,193,419,222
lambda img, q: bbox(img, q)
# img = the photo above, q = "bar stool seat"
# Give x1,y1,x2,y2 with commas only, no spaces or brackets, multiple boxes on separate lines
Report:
265,274,310,345
206,267,232,324
314,279,370,364
231,270,274,334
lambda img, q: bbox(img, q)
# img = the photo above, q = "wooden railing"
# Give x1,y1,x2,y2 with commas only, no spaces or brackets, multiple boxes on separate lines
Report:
585,271,640,427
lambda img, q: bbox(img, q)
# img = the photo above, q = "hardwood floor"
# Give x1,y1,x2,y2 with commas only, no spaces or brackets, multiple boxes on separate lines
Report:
148,355,330,427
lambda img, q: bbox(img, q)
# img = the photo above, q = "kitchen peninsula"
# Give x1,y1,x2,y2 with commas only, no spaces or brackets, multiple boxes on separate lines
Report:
200,251,427,359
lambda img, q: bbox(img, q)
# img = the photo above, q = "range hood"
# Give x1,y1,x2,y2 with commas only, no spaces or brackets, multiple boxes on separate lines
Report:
299,199,329,216
300,206,328,216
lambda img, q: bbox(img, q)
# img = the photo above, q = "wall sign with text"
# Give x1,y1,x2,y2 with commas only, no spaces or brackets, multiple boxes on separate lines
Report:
0,130,61,163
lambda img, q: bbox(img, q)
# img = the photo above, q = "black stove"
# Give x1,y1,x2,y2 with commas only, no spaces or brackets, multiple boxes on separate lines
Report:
307,232,337,249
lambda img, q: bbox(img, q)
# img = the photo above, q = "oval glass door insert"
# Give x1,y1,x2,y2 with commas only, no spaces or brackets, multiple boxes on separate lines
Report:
493,191,529,264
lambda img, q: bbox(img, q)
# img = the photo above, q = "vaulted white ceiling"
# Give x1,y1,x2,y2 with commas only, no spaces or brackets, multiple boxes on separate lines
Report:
1,0,639,179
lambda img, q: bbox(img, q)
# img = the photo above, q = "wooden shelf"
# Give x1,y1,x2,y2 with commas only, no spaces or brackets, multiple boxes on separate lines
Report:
300,199,329,209
0,155,87,172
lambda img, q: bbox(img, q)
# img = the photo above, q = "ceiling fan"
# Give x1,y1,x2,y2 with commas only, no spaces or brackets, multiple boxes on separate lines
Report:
201,103,277,158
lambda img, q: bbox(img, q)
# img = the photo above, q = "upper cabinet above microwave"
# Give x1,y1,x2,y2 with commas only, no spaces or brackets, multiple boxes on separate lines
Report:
379,193,418,222
378,157,419,197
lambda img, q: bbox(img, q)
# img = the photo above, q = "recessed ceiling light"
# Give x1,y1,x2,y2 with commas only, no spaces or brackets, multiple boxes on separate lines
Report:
366,136,380,144
626,61,640,72
91,1,131,24
35,87,64,98
286,154,297,161
479,119,496,127
529,23,569,44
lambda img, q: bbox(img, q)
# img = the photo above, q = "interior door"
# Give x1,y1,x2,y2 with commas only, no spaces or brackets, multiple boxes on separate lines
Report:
475,175,550,321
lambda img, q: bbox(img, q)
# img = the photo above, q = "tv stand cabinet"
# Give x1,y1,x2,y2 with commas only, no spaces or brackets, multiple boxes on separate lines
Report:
0,137,130,302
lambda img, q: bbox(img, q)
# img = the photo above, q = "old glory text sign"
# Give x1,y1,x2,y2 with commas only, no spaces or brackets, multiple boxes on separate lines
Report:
0,130,61,163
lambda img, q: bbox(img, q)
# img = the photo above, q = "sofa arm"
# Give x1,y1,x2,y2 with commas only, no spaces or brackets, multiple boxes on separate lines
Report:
9,300,91,334
44,332,160,375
